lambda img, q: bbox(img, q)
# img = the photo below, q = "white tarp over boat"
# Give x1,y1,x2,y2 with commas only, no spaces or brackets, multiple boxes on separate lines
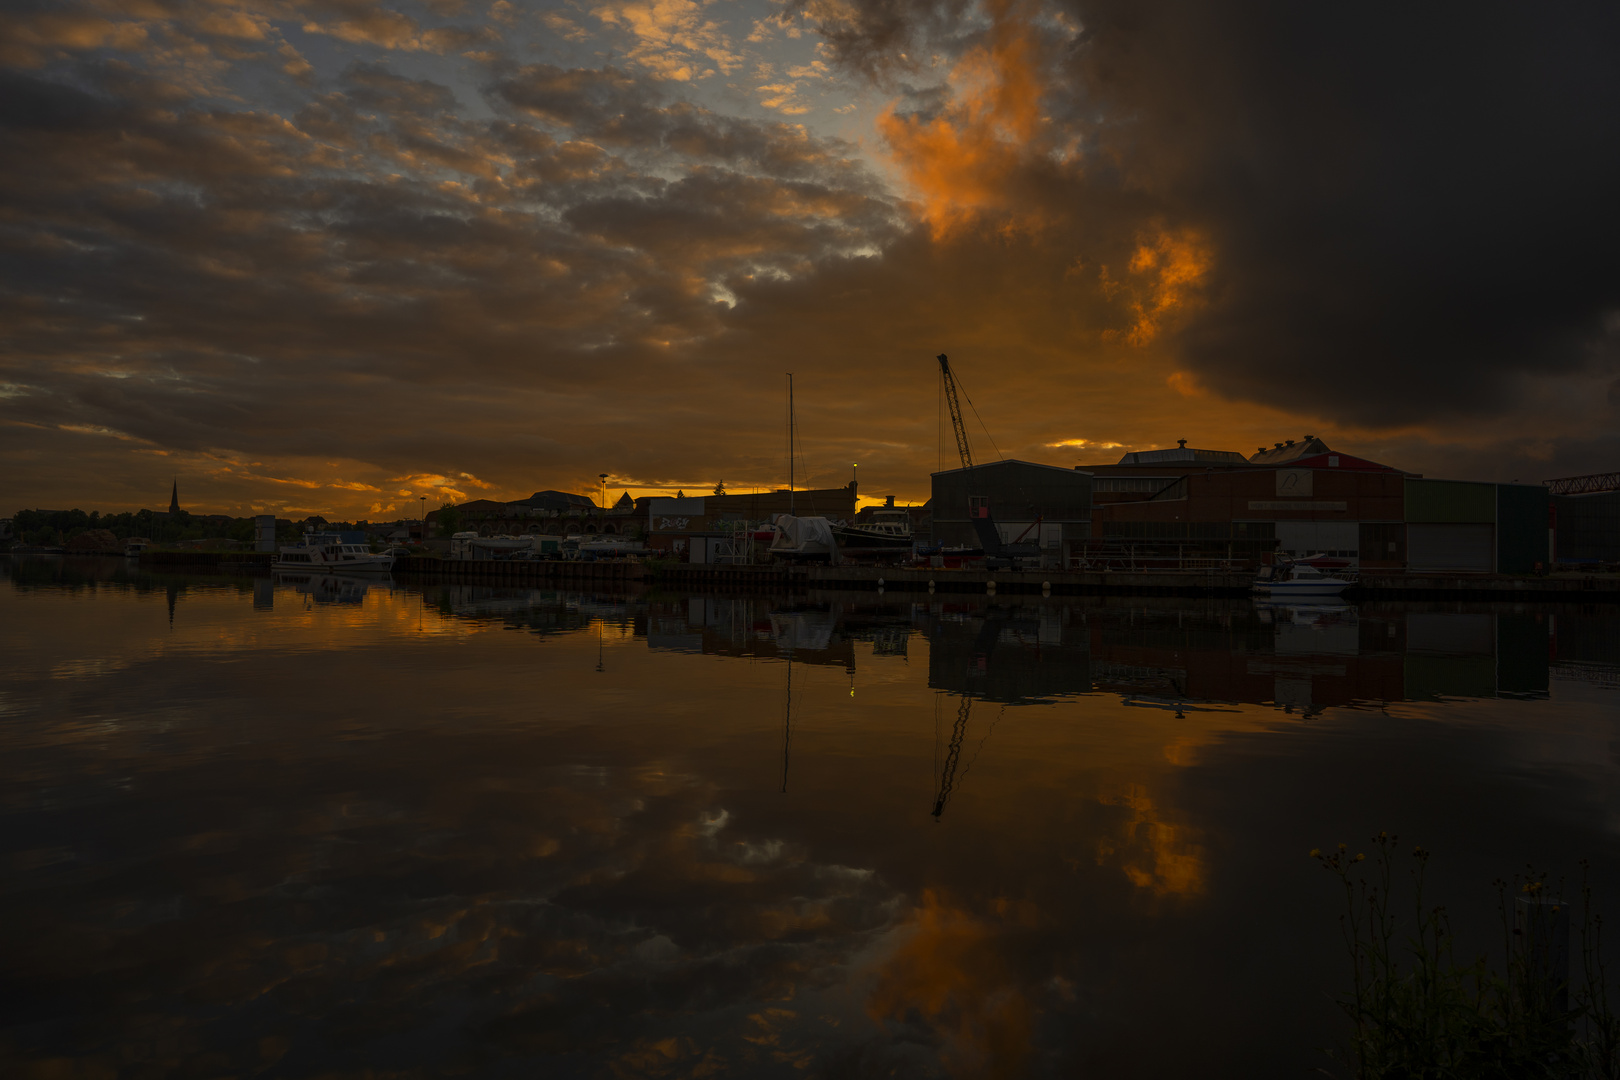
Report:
768,514,837,560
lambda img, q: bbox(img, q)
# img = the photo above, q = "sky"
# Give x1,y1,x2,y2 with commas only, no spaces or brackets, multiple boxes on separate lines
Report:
3,0,1619,518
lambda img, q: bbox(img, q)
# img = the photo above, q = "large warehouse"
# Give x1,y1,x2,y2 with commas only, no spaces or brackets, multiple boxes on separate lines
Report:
930,460,1093,569
1077,438,1553,572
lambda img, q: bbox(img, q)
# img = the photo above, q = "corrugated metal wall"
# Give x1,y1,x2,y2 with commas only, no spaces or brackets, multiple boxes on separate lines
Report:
1408,523,1494,571
1496,484,1549,573
1405,479,1497,522
1553,491,1620,563
931,461,1092,547
1359,521,1405,566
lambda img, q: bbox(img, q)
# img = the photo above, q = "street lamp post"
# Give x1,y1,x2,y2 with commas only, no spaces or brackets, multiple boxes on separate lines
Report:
419,495,426,541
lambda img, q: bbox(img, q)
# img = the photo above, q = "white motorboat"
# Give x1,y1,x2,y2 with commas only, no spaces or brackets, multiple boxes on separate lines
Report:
274,533,393,574
1254,557,1352,600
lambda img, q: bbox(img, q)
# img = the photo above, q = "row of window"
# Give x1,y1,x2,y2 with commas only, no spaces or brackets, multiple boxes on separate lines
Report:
1092,477,1179,493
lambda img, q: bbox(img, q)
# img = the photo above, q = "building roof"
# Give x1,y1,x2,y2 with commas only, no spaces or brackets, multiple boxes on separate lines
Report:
515,490,597,511
1247,436,1334,465
1114,441,1250,466
613,490,634,510
931,458,1095,478
453,499,510,514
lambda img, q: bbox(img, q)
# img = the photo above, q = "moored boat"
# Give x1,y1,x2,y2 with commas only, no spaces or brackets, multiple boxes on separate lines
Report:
769,514,837,559
1254,556,1352,600
274,533,393,574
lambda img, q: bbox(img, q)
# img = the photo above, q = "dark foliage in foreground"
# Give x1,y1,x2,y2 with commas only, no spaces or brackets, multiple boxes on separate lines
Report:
1314,834,1620,1078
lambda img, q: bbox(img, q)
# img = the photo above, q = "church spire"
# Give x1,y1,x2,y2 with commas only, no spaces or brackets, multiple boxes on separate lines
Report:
169,478,180,515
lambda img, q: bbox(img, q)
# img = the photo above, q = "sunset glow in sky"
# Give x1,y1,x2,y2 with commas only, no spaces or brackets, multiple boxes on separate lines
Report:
3,0,1618,516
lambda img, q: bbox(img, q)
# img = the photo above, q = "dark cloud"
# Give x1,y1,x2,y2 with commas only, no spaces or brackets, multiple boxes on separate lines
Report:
788,0,978,83
802,0,1620,428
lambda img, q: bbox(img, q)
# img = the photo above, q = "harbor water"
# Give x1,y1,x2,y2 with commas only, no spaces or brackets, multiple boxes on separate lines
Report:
3,556,1620,1076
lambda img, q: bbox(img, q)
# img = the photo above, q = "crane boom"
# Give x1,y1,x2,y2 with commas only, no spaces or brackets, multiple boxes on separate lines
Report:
936,353,973,470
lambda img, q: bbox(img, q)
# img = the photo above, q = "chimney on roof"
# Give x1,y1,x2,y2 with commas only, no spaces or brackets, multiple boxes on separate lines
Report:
1258,448,1267,454
1305,434,1316,441
1286,439,1295,446
1274,443,1284,449
1177,439,1187,449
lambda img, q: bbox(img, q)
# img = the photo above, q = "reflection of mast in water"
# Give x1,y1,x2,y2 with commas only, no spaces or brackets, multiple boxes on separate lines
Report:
932,693,972,819
596,624,605,673
781,655,793,793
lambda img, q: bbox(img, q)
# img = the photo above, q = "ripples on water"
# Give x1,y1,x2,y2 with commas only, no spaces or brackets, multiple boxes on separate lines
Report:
2,556,1619,1077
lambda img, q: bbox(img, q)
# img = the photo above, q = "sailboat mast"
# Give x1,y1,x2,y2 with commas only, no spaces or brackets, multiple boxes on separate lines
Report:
780,374,787,518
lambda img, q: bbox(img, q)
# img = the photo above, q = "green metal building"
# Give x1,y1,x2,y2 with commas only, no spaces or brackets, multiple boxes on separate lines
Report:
1402,479,1549,573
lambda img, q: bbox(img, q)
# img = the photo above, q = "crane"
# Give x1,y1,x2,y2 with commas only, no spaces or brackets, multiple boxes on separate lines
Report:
936,353,973,470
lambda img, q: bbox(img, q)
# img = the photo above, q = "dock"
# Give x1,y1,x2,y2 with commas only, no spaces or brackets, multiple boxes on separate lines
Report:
130,551,1620,599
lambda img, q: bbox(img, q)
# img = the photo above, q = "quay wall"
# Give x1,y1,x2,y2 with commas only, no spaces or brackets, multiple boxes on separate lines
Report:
141,551,273,567
131,551,1620,600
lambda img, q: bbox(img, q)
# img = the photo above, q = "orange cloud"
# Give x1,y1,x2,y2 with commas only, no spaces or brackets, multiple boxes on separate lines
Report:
867,889,1033,1077
1125,228,1212,345
875,0,1054,236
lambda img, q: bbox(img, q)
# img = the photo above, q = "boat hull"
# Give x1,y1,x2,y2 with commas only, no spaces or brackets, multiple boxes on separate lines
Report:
1254,580,1350,598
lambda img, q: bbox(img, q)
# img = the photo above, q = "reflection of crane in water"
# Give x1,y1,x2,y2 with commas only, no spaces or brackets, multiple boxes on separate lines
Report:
931,694,1010,820
781,655,793,793
932,693,972,819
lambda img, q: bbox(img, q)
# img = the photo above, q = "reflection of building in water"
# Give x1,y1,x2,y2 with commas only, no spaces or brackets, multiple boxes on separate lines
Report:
910,600,1551,712
644,597,857,670
432,586,619,637
1081,605,1549,710
1550,612,1620,689
920,604,1092,703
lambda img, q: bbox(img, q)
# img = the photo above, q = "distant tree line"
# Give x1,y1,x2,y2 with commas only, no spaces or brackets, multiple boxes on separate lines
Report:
5,508,377,548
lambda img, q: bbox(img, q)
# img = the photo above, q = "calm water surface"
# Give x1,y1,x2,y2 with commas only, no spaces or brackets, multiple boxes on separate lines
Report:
4,556,1620,1078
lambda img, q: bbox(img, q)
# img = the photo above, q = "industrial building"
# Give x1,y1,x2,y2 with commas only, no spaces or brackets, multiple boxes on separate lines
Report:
1078,438,1554,573
1548,472,1620,565
929,460,1093,569
1078,438,1405,568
